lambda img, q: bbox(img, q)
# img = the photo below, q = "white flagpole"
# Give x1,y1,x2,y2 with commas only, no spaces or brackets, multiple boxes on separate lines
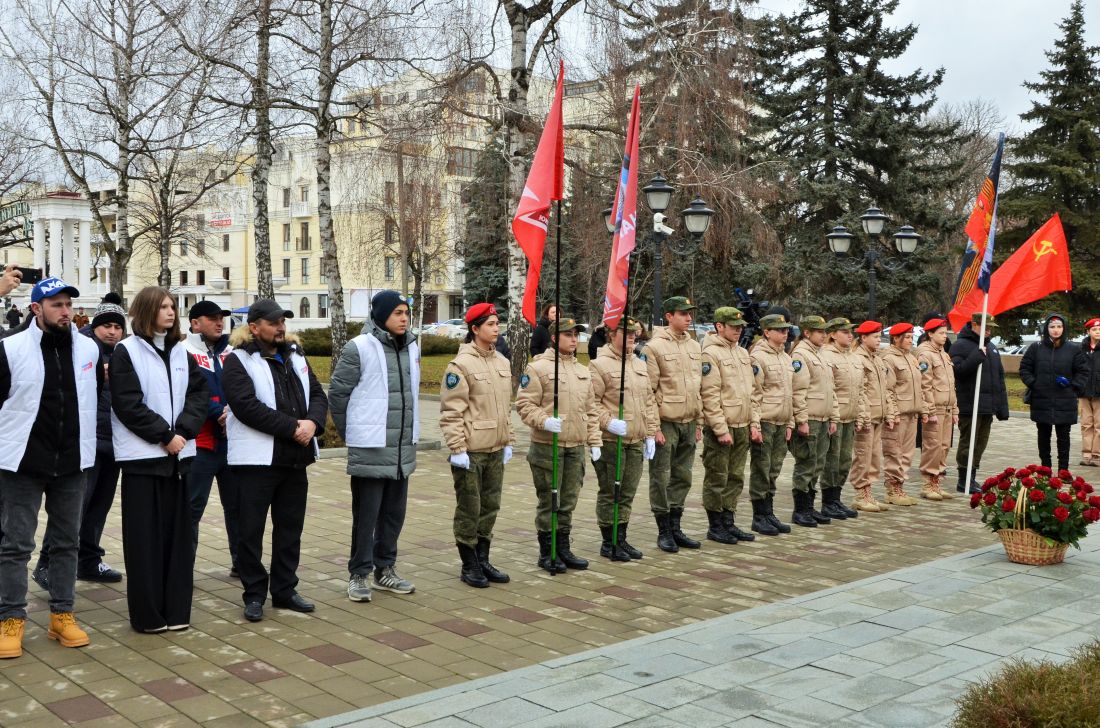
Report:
964,291,990,495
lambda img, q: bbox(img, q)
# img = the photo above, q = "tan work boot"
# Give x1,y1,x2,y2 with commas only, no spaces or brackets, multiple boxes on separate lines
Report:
886,481,918,506
852,487,881,512
47,613,90,648
0,618,25,658
920,478,943,501
933,475,954,499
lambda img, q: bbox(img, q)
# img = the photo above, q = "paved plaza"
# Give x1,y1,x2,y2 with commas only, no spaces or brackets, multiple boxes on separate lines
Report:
0,406,1094,727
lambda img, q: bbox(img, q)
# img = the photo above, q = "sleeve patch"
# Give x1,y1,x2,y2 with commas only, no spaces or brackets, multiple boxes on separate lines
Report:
702,362,712,376
919,362,929,372
638,352,647,362
752,364,760,376
792,360,803,373
445,372,460,389
519,374,530,388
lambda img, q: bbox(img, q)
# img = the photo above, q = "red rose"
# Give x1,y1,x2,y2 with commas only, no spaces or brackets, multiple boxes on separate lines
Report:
1059,469,1073,480
970,492,982,508
981,482,994,492
1085,484,1095,494
997,480,1012,491
1054,506,1070,522
984,477,998,487
1084,508,1100,523
1089,495,1100,508
1037,466,1052,476
983,492,997,506
1004,467,1016,476
1002,497,1017,512
1030,489,1046,503
1050,477,1063,488
1021,477,1037,487
1078,491,1089,502
1074,476,1086,487
1057,491,1074,504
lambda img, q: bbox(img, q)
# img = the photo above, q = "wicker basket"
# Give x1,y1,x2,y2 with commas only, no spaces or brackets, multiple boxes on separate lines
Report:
998,528,1069,566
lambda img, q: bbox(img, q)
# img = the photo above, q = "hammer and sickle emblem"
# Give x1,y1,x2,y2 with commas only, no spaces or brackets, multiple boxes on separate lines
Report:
1032,239,1057,262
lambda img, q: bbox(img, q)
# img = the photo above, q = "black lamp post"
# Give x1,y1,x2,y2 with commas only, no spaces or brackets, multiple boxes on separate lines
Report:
826,205,921,320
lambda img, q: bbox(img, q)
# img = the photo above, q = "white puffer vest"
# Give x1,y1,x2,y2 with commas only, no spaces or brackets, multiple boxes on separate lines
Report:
0,320,99,472
344,334,421,447
226,348,313,466
111,336,197,462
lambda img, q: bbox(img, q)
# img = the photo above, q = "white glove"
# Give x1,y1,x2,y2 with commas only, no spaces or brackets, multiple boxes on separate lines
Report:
502,445,513,464
643,437,656,461
449,452,470,469
543,417,563,433
608,419,628,437
590,446,602,462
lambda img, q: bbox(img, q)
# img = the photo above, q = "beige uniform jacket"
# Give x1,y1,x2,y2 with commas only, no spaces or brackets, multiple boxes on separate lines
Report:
856,346,897,427
642,326,703,424
751,338,795,428
700,333,760,434
821,342,864,423
917,341,959,416
790,339,840,424
589,344,659,444
439,343,516,454
881,345,930,417
516,350,602,447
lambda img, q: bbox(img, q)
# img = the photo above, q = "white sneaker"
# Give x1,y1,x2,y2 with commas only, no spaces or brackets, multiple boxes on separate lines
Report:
347,575,372,602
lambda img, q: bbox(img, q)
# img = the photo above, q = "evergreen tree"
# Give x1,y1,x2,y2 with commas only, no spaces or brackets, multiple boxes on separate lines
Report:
459,134,510,311
752,0,967,321
1000,0,1100,327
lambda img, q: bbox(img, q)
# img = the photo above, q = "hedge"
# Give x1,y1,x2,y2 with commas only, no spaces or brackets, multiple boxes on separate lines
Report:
296,324,459,357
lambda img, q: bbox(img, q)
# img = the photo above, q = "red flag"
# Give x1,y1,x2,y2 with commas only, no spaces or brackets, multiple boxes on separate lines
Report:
601,86,641,330
953,134,1004,307
512,61,565,327
948,214,1072,330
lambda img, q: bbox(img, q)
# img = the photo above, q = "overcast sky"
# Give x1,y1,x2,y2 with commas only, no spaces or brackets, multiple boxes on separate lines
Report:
755,0,1100,132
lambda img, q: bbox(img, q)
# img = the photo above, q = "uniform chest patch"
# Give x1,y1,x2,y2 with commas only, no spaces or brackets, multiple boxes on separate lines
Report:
519,374,530,388
638,352,647,362
445,372,460,389
752,364,759,375
702,363,712,376
792,360,803,373
919,362,929,372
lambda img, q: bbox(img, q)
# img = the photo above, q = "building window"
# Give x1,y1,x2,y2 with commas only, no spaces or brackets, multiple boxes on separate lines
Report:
384,181,394,207
196,270,206,286
282,188,291,208
299,297,310,318
384,218,395,246
301,258,310,284
299,185,309,203
180,270,188,286
179,239,188,256
299,222,310,250
222,266,231,287
320,259,328,284
447,147,478,176
282,258,291,279
384,256,395,280
197,238,205,256
283,224,291,251
319,293,329,318
222,234,230,252
450,295,463,319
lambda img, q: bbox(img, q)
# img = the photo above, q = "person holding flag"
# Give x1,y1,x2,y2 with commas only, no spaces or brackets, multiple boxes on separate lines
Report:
951,314,1009,492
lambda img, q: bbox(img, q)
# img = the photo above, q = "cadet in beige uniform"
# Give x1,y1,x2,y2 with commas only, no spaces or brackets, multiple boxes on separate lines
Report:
788,316,839,527
917,317,958,500
749,314,794,536
590,317,658,562
851,321,895,511
643,296,703,553
516,317,602,573
440,303,516,588
818,318,862,520
880,322,927,506
700,307,762,545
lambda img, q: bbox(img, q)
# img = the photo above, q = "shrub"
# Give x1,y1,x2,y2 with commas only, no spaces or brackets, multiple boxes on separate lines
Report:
953,640,1100,727
296,322,365,356
418,334,460,356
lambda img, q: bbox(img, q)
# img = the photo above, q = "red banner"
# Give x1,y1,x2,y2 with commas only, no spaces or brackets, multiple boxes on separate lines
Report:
601,86,641,330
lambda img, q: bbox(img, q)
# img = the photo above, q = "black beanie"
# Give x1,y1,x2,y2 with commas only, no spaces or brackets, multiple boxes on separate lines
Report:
371,290,405,329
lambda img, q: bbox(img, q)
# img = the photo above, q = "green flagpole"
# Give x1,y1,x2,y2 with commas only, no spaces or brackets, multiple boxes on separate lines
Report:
549,199,562,573
611,250,636,553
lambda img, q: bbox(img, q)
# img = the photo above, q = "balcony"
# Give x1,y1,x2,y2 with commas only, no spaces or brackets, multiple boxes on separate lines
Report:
291,202,311,218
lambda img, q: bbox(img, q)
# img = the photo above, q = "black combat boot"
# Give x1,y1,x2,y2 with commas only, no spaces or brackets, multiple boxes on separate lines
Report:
457,543,489,588
723,510,755,541
751,499,779,536
476,538,510,583
618,524,643,559
834,487,859,518
669,508,701,549
820,487,849,520
956,467,967,493
791,490,818,527
765,494,792,533
556,529,589,570
537,531,566,574
655,513,678,552
808,488,831,525
599,525,631,562
705,510,737,544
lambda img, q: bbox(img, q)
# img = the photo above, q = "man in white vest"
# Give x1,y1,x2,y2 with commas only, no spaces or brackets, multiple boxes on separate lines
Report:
329,290,419,603
0,277,98,658
222,299,329,623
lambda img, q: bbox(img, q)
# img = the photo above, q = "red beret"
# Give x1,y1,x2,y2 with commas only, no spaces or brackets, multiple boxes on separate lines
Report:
854,320,882,334
1086,318,1100,330
888,322,914,336
923,318,948,332
464,302,497,324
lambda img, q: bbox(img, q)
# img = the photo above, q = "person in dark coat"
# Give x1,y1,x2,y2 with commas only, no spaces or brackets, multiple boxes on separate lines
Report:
529,303,556,356
951,314,1010,491
1076,317,1100,466
1019,313,1088,472
5,305,21,330
587,325,608,361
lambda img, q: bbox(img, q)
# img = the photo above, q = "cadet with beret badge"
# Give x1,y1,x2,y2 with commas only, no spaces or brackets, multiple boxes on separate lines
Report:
748,314,795,536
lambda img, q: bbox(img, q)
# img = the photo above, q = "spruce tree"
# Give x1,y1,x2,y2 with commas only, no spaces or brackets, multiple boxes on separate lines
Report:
752,0,966,321
1000,0,1100,326
459,134,510,310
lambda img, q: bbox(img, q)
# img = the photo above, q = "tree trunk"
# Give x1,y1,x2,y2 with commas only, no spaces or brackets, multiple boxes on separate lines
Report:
158,184,171,287
504,5,532,377
253,0,275,300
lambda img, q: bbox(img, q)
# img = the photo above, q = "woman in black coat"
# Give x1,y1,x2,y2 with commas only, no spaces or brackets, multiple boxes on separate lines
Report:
529,303,556,357
1019,313,1088,471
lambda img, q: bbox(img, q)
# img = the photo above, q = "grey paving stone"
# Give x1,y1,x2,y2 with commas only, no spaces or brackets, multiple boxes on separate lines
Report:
754,694,854,727
870,605,953,631
721,718,787,728
747,619,827,637
810,653,884,677
625,677,718,710
385,691,497,727
754,637,850,669
801,604,888,628
735,605,815,627
900,576,977,599
617,717,682,728
931,644,1003,666
660,702,734,728
518,703,631,728
847,701,948,727
605,652,714,686
694,684,781,720
595,694,664,720
688,659,787,690
901,626,969,647
745,665,849,699
417,719,479,728
522,674,637,712
817,621,903,648
845,637,937,666
670,635,779,666
812,673,916,711
456,698,551,728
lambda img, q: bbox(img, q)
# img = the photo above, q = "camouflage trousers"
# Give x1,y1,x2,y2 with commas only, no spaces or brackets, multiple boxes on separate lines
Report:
593,439,643,527
821,421,856,491
648,420,697,515
789,419,831,493
701,426,750,513
528,442,585,532
749,421,788,501
451,450,504,547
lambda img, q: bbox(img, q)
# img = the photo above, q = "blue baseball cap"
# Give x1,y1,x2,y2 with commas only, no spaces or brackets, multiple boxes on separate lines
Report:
31,277,80,303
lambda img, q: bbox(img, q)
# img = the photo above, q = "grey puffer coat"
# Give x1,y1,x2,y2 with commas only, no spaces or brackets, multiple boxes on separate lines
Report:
330,321,418,480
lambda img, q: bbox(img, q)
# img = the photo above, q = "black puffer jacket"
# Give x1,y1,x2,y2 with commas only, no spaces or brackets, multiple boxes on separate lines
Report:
1019,314,1088,425
530,317,551,356
951,324,1009,420
83,326,117,455
1078,338,1100,399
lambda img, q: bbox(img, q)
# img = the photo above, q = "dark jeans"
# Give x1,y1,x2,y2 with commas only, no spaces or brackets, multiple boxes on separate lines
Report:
235,466,308,604
0,470,85,619
1037,422,1072,471
348,476,408,576
36,453,121,575
187,444,239,566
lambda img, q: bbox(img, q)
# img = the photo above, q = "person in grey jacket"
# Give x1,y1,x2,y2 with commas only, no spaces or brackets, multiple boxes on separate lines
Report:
330,290,419,603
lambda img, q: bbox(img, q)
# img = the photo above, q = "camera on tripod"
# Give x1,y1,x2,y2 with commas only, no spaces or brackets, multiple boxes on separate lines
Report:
734,287,771,349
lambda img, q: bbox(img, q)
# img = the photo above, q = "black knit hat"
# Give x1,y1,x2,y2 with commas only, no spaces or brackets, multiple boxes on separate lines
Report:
91,299,126,330
370,290,406,328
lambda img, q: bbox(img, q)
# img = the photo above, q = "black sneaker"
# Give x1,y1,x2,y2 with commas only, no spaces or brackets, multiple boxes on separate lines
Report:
31,565,49,591
78,562,123,583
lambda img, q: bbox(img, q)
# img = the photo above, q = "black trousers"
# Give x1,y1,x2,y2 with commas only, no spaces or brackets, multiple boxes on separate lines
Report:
38,454,121,574
234,466,308,605
1037,422,1072,471
348,477,408,576
121,471,194,631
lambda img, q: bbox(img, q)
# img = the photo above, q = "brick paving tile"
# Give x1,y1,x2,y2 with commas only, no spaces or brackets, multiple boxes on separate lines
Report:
141,678,206,703
368,631,431,651
432,619,491,638
548,596,599,611
300,645,366,667
46,694,116,724
491,607,548,624
223,661,287,684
